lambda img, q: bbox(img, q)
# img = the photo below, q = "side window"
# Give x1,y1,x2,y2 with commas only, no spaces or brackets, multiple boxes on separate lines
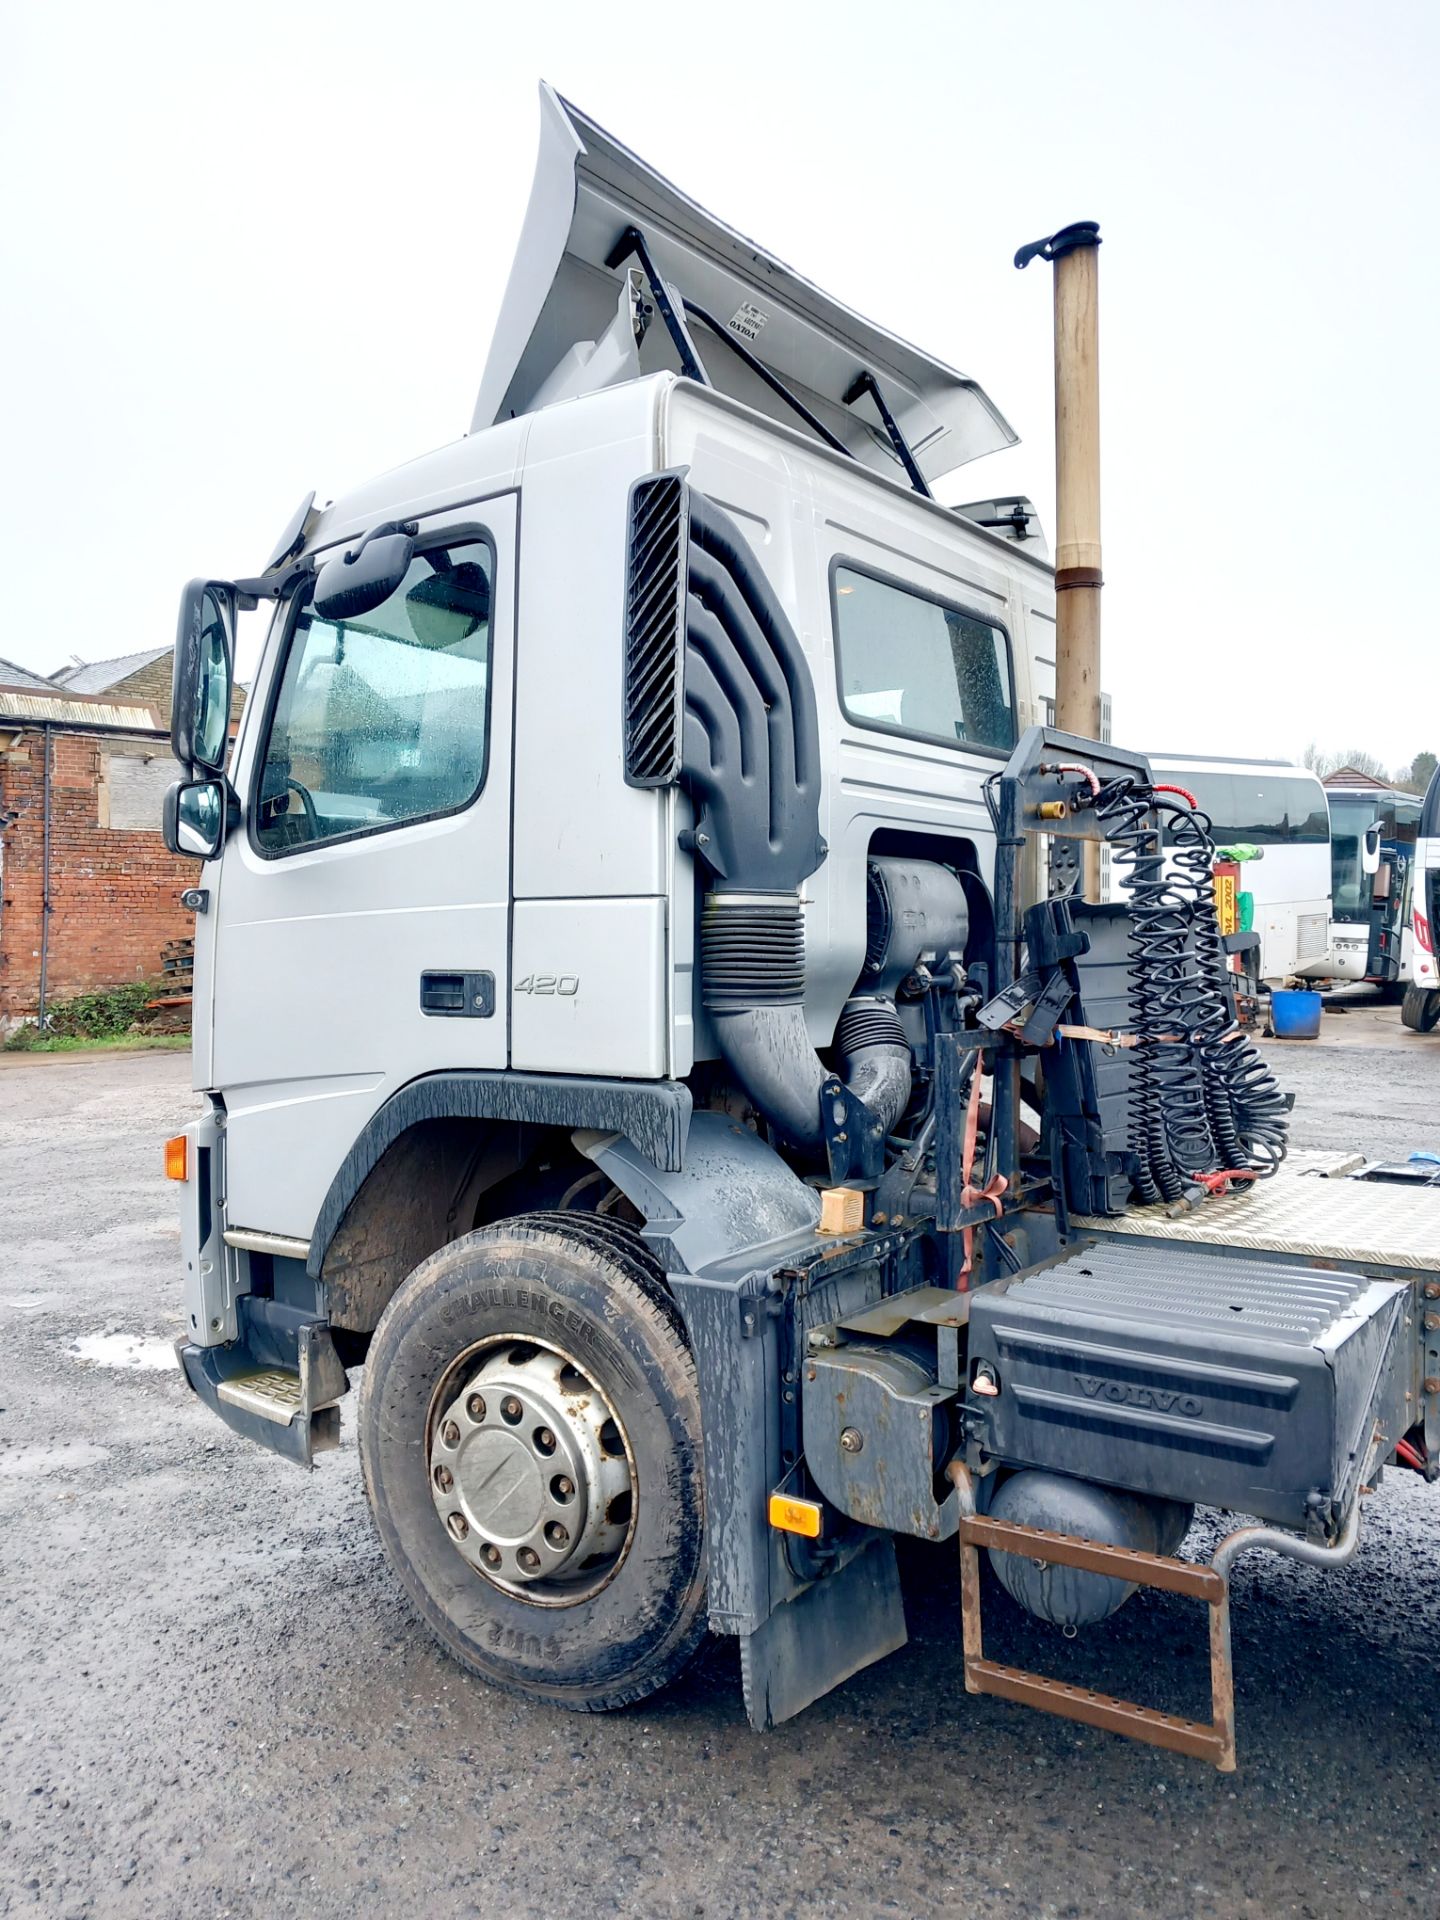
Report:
255,540,493,853
1176,773,1330,846
834,565,1014,752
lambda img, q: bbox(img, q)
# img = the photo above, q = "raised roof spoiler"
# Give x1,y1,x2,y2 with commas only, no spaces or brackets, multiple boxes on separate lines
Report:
471,86,1019,491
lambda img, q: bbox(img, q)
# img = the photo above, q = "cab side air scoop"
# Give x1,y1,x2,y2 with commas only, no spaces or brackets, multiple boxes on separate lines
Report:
623,473,911,1153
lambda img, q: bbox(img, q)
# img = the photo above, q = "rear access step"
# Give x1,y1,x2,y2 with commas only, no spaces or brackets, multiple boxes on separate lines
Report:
949,1462,1366,1770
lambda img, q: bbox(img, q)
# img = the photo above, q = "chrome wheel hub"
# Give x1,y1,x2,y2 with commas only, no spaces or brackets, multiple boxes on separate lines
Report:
429,1342,632,1593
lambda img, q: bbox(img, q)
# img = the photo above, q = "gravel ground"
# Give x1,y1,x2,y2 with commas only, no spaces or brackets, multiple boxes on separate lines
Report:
1,1028,1438,1920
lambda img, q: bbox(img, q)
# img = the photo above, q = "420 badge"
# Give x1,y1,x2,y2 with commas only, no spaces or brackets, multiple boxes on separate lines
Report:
514,974,579,996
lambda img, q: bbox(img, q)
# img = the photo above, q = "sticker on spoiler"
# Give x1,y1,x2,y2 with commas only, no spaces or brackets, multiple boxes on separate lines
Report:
727,301,768,343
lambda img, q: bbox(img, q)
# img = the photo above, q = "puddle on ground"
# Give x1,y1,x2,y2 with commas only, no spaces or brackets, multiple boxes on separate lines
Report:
71,1333,178,1371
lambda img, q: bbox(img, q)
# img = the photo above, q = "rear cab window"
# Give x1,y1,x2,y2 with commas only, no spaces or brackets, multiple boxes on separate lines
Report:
832,563,1015,754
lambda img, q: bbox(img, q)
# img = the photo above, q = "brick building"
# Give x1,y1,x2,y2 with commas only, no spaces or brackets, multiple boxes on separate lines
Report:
0,676,196,1031
50,644,179,709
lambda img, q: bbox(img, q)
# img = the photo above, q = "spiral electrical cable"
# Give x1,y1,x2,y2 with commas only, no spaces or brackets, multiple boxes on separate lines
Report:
1152,797,1248,1171
1090,774,1289,1200
1092,777,1188,1201
1151,794,1290,1180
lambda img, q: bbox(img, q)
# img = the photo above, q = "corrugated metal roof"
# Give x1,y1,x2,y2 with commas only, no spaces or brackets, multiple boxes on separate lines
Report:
0,686,164,731
0,655,58,691
49,645,172,693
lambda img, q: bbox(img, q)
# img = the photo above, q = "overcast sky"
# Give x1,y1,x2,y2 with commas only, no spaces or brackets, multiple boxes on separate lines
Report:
2,1,1435,770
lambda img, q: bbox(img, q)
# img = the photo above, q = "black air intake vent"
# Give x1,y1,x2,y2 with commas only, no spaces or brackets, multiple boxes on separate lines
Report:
622,471,825,892
622,472,688,786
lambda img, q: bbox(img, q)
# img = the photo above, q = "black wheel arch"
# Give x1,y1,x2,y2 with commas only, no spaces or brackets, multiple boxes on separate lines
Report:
306,1071,692,1331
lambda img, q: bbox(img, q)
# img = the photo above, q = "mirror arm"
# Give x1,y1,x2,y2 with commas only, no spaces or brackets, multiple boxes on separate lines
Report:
221,775,242,835
235,558,311,604
344,519,418,566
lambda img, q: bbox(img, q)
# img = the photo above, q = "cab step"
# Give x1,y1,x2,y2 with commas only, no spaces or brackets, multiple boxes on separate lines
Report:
216,1368,307,1425
177,1318,349,1467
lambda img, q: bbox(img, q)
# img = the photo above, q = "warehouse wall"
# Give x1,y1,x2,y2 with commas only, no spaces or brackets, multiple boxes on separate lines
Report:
0,727,194,1026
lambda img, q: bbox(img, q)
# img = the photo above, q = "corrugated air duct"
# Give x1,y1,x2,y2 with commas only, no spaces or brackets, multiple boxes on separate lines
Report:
622,473,915,1153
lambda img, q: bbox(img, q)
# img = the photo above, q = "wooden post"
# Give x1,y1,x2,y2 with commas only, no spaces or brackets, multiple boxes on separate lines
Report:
1017,221,1104,899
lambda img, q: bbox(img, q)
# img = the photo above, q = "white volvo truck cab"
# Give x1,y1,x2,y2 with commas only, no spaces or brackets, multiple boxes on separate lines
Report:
165,91,1440,1764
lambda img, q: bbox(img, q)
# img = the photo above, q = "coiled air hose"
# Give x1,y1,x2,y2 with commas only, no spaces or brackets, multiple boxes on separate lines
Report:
1092,775,1289,1201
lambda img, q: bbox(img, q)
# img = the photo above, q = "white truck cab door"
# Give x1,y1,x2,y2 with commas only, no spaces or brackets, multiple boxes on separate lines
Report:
207,494,516,1242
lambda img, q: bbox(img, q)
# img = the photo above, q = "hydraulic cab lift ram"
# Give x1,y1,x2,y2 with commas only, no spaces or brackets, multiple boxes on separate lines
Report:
162,89,1440,1768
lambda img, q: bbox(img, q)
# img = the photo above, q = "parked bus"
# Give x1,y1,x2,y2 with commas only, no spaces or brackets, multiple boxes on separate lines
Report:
1404,765,1440,1030
1319,782,1423,992
1148,755,1331,986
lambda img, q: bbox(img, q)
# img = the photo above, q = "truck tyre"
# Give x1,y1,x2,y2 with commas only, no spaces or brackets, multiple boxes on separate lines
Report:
1401,984,1440,1032
358,1215,706,1711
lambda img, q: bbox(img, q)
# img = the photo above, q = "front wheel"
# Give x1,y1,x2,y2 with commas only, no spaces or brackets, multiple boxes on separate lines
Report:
358,1215,706,1711
1401,984,1440,1032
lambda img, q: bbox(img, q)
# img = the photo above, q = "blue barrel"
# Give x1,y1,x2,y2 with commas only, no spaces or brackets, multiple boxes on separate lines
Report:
1271,988,1322,1039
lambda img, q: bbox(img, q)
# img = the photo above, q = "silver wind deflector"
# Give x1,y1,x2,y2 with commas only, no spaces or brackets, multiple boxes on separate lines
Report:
472,85,1018,488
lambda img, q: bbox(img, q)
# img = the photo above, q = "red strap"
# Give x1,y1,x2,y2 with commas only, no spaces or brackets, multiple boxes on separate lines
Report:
958,1062,1007,1286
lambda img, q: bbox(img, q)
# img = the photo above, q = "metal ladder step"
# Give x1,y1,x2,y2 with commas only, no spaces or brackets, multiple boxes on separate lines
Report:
949,1462,1237,1771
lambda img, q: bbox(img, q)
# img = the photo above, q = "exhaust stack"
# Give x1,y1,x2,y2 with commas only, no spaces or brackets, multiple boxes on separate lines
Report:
1017,220,1104,898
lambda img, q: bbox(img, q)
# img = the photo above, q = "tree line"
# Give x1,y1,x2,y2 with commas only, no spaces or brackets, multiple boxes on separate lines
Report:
1301,746,1437,793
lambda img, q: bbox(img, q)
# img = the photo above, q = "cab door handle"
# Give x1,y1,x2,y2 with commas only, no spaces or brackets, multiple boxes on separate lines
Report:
420,971,494,1017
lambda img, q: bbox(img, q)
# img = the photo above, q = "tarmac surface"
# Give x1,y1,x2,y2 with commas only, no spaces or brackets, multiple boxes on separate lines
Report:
1,1010,1438,1919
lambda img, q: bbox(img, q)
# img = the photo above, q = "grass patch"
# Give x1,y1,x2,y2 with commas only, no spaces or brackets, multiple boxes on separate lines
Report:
2,1031,191,1055
3,981,190,1052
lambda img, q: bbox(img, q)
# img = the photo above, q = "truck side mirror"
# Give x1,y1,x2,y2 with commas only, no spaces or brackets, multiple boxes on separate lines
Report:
164,775,235,861
1361,825,1382,876
172,579,236,772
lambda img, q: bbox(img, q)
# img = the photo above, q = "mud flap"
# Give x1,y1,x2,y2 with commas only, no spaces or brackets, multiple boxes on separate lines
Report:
739,1534,907,1730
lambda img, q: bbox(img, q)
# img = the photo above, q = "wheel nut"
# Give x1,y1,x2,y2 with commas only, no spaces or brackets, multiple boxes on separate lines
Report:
544,1521,569,1549
481,1543,502,1568
840,1427,864,1454
535,1426,557,1455
433,1465,454,1493
552,1475,575,1501
440,1419,460,1449
446,1512,469,1541
517,1546,541,1573
502,1397,523,1424
466,1393,487,1422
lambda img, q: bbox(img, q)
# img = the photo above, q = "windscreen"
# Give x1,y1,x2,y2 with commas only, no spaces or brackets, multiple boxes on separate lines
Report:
1329,792,1380,919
